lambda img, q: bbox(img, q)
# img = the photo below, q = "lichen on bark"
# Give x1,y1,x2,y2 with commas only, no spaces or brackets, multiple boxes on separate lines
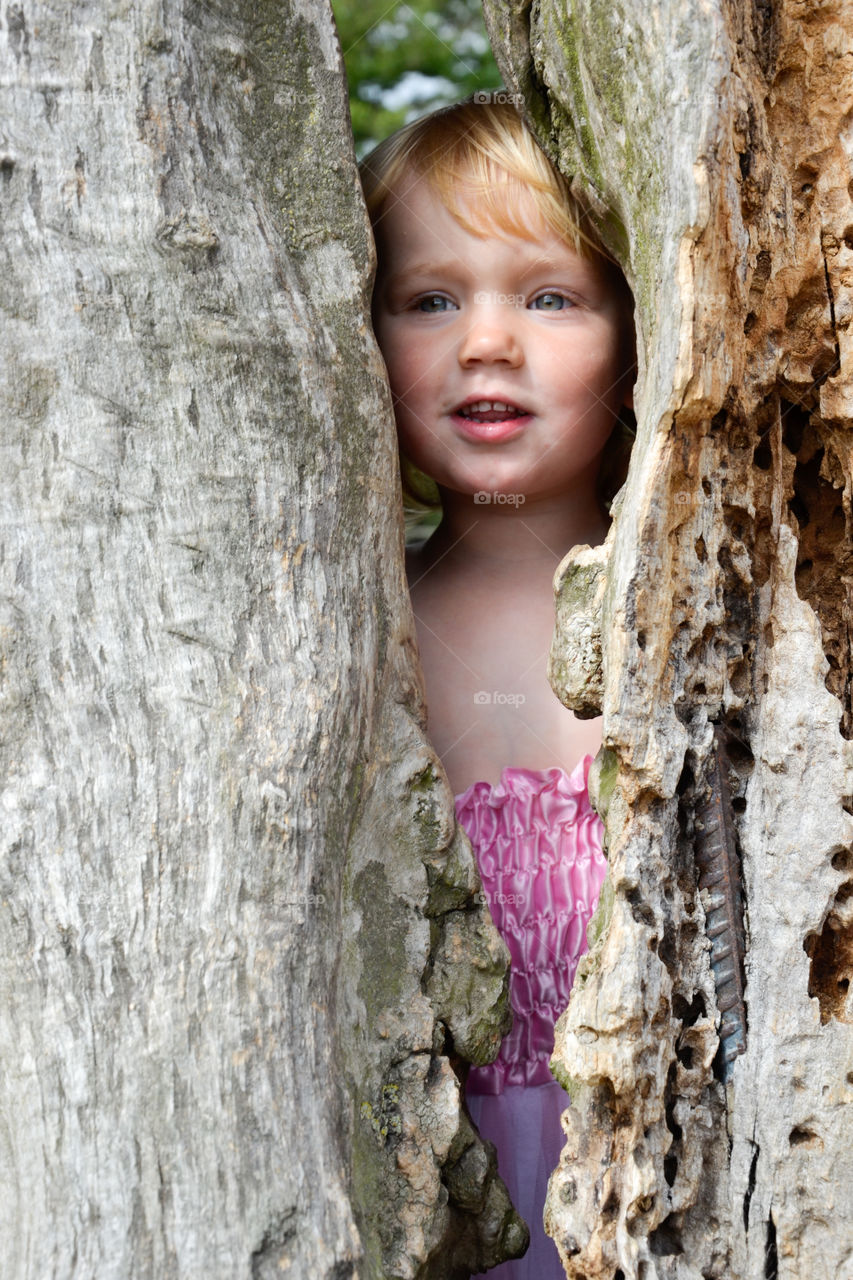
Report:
342,705,526,1279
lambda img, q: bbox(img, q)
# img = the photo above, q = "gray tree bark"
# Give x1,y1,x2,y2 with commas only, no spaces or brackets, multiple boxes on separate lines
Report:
0,3,520,1276
483,0,853,1276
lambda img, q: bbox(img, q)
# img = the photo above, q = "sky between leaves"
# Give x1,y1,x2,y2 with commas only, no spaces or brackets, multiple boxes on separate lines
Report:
331,0,502,154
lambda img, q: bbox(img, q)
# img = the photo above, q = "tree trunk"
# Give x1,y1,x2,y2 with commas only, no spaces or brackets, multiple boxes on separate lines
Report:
0,3,519,1276
483,0,853,1276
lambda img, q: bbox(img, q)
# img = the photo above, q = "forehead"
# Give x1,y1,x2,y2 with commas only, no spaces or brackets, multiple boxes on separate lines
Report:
373,174,622,301
375,174,567,267
380,164,547,232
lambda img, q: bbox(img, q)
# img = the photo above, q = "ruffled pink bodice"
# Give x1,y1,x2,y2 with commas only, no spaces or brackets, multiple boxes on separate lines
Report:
456,757,606,1094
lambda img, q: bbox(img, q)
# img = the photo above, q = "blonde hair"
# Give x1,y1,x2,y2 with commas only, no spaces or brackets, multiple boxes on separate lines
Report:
360,94,612,263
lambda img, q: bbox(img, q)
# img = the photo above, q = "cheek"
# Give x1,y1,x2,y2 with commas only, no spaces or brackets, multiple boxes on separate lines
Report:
383,350,433,456
395,417,444,484
382,342,427,408
578,338,629,406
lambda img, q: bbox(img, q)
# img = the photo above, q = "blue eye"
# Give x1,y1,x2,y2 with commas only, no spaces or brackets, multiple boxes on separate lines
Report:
531,292,572,311
416,294,455,313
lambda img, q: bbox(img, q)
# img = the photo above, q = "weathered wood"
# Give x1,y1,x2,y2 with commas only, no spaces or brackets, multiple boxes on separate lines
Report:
484,0,853,1275
0,3,517,1275
693,727,747,1078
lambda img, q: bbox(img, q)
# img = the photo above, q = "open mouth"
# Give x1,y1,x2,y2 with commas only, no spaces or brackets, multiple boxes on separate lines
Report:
452,398,532,443
455,399,531,424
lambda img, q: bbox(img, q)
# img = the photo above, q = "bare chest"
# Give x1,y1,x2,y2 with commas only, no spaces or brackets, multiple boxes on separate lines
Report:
408,573,601,792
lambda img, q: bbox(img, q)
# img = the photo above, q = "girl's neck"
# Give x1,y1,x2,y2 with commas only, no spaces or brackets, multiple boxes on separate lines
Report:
422,484,609,579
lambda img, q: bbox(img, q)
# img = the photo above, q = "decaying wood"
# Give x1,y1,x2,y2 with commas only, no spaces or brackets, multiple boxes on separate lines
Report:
0,3,519,1276
485,0,853,1275
693,727,748,1078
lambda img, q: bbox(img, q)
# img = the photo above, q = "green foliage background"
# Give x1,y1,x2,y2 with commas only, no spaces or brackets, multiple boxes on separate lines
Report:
332,0,502,153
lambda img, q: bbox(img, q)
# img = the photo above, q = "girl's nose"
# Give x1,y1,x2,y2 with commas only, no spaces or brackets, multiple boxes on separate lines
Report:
457,306,523,367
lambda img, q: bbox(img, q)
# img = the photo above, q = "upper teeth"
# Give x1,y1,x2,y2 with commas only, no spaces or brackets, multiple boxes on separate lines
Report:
465,400,518,412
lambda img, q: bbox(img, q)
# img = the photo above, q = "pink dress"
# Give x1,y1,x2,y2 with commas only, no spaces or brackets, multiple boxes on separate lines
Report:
455,757,606,1279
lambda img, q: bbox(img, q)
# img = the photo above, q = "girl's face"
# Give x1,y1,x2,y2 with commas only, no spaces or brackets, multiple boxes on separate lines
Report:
372,175,634,504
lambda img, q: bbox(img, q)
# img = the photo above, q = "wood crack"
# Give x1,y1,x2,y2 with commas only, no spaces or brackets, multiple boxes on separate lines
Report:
693,725,748,1079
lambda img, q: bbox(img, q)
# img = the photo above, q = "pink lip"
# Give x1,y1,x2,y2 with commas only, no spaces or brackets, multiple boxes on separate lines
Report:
452,414,530,442
450,396,532,444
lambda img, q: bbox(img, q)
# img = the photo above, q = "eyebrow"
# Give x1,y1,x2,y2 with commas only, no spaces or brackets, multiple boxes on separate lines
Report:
389,260,465,280
397,252,587,278
517,252,588,277
379,250,597,301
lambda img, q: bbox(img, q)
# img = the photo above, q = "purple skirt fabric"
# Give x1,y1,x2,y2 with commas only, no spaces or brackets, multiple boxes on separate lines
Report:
455,758,606,1277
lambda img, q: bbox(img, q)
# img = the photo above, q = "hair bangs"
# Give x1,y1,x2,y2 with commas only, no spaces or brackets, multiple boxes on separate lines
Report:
360,96,608,263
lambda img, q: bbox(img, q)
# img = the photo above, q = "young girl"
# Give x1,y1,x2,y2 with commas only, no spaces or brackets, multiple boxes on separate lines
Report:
361,97,635,1277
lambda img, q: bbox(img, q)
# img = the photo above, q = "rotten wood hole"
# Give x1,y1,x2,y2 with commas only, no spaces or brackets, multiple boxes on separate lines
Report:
683,399,853,1056
692,727,748,1078
642,363,853,1262
676,379,853,1049
780,399,853,1025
